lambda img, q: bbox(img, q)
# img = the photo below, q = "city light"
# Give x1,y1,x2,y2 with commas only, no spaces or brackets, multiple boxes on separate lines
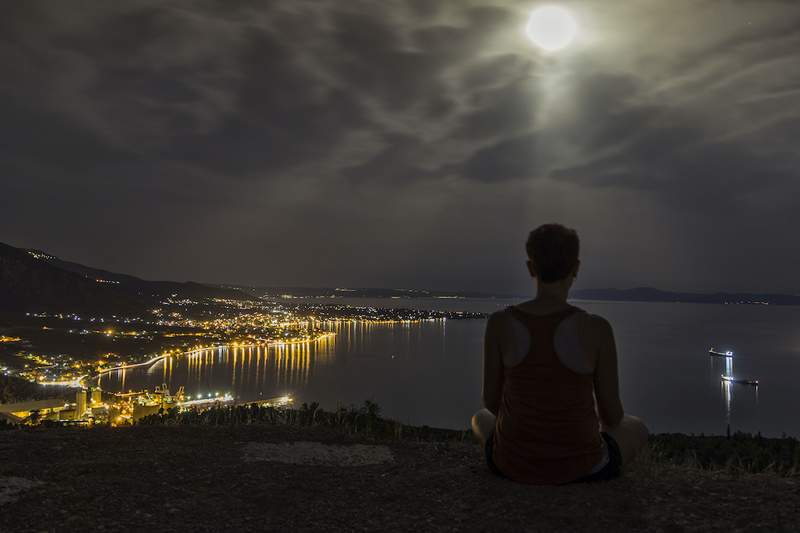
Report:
1,295,477,427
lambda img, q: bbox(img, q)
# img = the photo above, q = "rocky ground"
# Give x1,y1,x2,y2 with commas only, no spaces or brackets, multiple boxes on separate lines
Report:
0,425,798,532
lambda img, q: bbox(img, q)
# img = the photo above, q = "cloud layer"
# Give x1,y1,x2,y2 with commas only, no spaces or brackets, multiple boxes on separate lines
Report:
2,0,799,293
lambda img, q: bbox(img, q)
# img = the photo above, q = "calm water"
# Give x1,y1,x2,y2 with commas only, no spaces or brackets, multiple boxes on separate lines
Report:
98,298,800,436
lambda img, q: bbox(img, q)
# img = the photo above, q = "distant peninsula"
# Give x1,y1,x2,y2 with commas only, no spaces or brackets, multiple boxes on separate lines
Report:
227,285,800,307
3,239,798,311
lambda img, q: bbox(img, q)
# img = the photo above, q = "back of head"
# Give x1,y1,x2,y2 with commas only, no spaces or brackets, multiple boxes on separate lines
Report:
526,224,580,283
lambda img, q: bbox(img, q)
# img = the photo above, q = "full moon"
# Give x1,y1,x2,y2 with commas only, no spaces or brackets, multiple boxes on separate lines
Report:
526,6,578,52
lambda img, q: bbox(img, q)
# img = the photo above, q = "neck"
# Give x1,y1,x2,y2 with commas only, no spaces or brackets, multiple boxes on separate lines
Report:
535,281,570,303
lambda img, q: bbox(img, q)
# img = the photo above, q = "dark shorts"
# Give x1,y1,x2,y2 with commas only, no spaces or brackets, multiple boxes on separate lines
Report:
485,432,622,483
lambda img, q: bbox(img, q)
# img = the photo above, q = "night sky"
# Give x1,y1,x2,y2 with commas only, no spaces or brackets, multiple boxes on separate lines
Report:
2,1,799,295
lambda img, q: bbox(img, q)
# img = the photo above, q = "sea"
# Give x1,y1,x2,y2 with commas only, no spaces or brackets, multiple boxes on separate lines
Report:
98,298,800,437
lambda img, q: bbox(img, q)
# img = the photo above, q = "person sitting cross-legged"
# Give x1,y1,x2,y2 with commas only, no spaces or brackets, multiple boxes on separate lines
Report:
471,223,649,484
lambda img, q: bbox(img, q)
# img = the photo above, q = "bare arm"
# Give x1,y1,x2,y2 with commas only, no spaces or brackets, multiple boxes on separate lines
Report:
482,312,505,416
592,316,624,428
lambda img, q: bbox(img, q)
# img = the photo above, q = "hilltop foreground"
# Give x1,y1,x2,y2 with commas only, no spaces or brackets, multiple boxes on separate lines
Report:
1,425,798,532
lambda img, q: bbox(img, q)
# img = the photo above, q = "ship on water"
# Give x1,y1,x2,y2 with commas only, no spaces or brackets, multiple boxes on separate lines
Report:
709,348,734,357
721,375,759,386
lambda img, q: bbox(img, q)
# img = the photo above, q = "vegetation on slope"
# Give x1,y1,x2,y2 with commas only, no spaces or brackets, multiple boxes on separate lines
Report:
134,401,800,477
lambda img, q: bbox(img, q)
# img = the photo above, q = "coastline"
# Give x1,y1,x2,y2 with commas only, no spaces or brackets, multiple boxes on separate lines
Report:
35,335,338,390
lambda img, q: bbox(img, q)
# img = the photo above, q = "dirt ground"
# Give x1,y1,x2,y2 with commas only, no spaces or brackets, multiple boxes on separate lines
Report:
0,425,798,532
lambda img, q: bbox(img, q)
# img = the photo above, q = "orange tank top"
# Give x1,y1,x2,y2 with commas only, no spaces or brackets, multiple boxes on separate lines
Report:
492,305,602,484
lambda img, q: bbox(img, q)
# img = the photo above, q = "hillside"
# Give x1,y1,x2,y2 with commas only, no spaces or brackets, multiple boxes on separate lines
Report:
0,242,250,313
1,424,798,532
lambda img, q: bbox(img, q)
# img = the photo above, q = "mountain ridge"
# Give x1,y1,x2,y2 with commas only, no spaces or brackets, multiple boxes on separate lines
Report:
0,241,249,313
4,241,798,312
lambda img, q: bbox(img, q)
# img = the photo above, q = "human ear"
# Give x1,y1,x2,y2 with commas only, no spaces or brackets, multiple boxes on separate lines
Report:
526,260,537,279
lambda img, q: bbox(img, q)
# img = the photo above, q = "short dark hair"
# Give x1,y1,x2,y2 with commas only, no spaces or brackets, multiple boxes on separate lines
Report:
525,224,580,283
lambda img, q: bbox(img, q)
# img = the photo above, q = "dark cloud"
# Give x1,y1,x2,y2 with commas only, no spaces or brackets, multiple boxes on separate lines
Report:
454,79,541,140
2,0,800,293
460,133,542,182
166,26,371,177
341,134,433,183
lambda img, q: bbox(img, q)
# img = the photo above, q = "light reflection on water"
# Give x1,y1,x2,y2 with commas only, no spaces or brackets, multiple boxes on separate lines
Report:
97,318,481,429
97,300,800,436
107,333,338,395
714,353,761,434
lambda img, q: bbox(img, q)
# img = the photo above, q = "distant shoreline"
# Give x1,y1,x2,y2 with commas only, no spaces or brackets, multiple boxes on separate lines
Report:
229,286,800,307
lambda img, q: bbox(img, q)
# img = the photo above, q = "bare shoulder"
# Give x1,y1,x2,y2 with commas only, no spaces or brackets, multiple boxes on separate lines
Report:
586,313,613,331
589,315,614,351
486,308,514,332
584,313,615,346
488,308,513,321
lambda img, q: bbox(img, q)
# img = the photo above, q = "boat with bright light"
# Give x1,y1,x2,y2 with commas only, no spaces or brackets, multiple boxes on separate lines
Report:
709,348,734,357
721,375,759,386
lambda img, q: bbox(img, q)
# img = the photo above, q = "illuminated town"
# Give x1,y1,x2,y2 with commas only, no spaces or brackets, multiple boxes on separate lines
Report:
0,296,482,427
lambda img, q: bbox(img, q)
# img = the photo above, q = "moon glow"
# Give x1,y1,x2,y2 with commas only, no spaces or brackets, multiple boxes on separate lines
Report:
526,6,578,52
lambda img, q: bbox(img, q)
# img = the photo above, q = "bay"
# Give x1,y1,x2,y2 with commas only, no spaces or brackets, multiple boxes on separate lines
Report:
98,298,800,436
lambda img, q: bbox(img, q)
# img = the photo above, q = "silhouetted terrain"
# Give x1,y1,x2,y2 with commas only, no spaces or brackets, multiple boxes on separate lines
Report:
1,423,797,532
228,284,800,306
0,375,62,404
0,242,249,313
4,240,797,315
